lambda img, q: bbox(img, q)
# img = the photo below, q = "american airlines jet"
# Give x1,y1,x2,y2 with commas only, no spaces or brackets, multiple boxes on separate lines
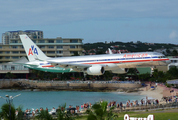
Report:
19,34,170,76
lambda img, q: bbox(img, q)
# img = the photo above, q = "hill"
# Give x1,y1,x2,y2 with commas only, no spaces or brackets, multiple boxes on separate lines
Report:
83,41,177,55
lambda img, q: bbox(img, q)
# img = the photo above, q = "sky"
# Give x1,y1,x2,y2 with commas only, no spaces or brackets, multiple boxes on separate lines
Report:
0,0,178,44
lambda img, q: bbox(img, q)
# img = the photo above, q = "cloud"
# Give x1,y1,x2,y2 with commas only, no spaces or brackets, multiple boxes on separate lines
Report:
169,30,178,39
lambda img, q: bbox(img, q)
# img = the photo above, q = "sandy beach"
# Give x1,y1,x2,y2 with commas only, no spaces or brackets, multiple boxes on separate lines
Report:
137,83,178,103
138,86,163,100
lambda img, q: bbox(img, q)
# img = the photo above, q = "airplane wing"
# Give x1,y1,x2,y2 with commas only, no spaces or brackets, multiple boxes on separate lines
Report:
50,62,92,72
12,57,29,64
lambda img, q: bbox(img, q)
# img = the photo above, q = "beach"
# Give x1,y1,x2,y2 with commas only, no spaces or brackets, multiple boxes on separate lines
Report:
137,82,178,103
0,82,177,113
139,85,163,100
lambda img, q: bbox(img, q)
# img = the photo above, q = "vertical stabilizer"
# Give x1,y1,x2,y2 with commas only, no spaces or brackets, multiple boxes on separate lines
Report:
19,34,48,61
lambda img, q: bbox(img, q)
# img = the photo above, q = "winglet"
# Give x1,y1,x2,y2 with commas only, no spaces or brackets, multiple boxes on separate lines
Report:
108,48,113,54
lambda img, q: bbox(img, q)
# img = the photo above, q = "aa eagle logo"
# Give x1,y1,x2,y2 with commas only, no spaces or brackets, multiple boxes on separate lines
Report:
28,45,38,56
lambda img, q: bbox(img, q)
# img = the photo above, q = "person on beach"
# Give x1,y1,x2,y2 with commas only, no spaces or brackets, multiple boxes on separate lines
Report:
32,109,35,116
81,104,83,111
130,102,133,107
141,99,144,105
89,103,92,108
126,102,129,107
76,106,80,113
49,107,56,115
146,96,148,106
25,109,28,114
35,108,39,113
166,98,168,103
117,103,119,109
52,107,56,112
120,102,123,110
128,99,131,106
108,102,111,108
15,109,18,116
136,100,139,106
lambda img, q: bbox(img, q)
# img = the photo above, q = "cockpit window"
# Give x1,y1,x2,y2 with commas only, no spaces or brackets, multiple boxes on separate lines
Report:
158,56,166,58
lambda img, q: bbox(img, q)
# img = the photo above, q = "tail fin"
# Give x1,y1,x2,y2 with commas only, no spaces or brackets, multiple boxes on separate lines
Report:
19,34,48,61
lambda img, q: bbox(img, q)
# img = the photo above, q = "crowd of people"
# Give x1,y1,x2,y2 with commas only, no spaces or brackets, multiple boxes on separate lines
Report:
14,95,178,118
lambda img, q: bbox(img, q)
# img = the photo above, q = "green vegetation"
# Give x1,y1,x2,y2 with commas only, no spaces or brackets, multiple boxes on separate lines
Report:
56,103,75,120
1,102,178,120
86,101,117,120
0,103,23,120
0,103,15,120
4,72,16,79
83,41,177,54
148,67,178,82
36,110,53,120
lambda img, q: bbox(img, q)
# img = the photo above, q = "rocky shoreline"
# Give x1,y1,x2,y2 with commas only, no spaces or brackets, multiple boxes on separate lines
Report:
0,86,141,93
0,79,142,92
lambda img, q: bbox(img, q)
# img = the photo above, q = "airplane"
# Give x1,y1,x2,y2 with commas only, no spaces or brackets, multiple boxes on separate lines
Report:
19,34,171,76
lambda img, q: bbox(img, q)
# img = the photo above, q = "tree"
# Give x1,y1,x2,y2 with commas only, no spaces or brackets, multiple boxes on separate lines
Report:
37,71,46,80
138,73,150,81
127,68,137,80
56,103,75,120
166,49,171,55
36,110,53,120
167,67,178,79
72,51,80,56
4,72,15,79
172,49,178,56
0,103,16,120
16,106,23,120
152,69,159,79
86,101,118,120
118,74,126,81
96,50,104,55
150,69,167,82
102,71,113,80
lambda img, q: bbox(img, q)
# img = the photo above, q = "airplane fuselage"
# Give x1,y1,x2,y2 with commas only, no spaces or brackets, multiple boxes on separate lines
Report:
47,52,170,70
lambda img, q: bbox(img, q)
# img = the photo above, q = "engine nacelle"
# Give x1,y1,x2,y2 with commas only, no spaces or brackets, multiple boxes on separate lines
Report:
111,68,129,74
85,65,105,75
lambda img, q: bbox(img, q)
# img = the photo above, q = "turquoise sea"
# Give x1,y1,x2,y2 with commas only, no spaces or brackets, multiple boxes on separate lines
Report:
0,90,146,111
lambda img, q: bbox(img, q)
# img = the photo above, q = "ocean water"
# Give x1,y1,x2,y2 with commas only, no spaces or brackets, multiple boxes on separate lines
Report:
0,90,146,111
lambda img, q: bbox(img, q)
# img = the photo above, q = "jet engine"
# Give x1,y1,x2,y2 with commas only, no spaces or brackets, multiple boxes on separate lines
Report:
111,68,129,74
85,65,105,75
